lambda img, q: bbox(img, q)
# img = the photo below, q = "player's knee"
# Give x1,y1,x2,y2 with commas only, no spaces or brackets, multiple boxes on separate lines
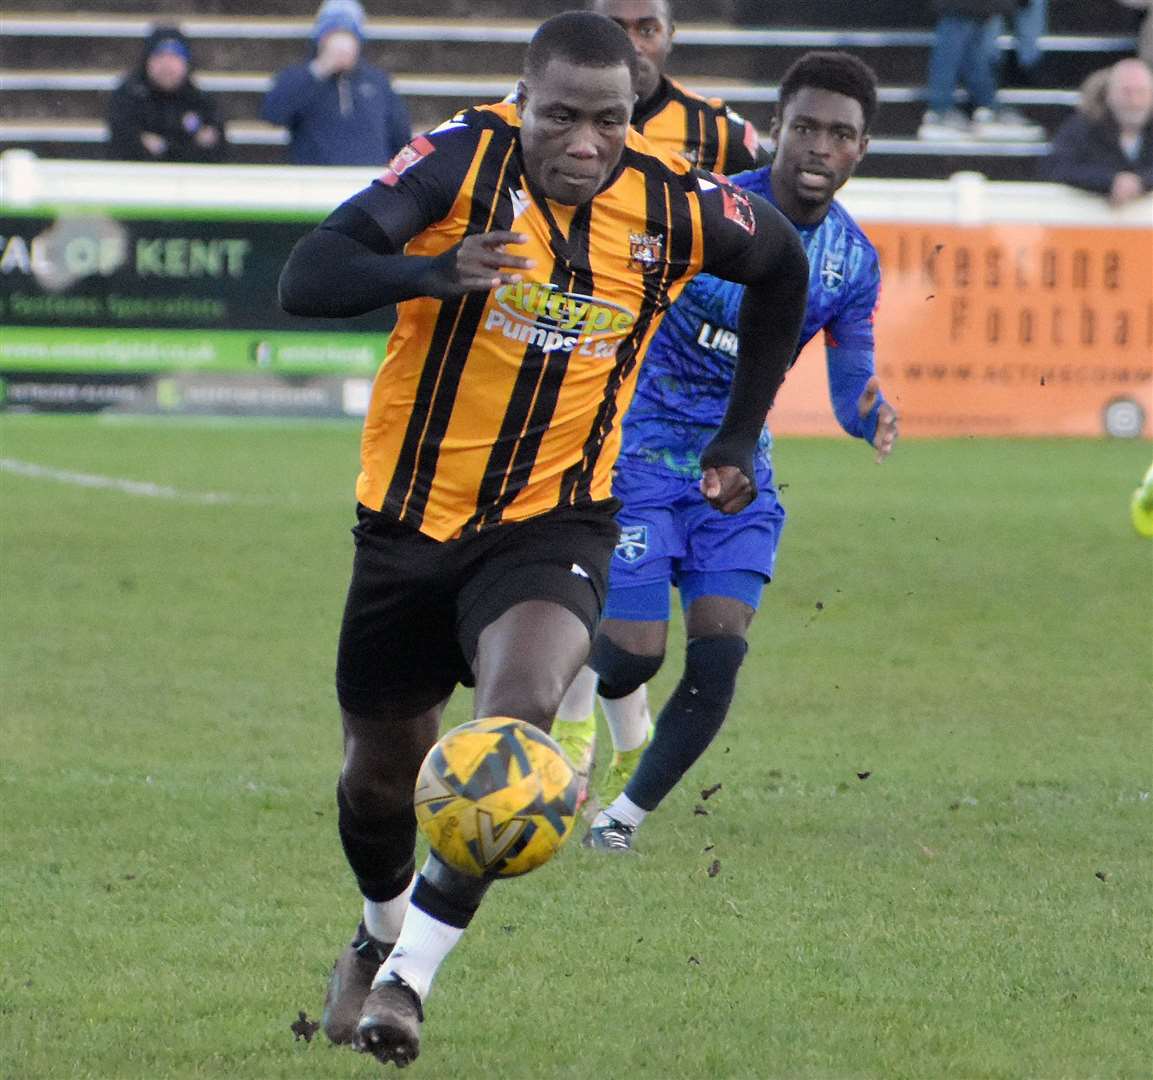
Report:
681,635,748,708
340,733,425,815
590,635,665,699
476,667,571,727
339,765,412,820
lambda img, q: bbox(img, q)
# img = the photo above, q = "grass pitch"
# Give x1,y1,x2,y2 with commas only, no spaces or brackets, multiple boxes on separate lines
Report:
1,414,1150,1080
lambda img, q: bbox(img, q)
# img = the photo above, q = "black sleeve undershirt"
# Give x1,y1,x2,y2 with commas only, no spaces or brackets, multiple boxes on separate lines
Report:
697,186,809,480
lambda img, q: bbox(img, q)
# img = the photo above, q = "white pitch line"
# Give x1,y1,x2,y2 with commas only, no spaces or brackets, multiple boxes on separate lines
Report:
0,457,242,505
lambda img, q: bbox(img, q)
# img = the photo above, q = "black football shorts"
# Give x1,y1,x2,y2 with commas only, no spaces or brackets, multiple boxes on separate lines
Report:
335,501,619,714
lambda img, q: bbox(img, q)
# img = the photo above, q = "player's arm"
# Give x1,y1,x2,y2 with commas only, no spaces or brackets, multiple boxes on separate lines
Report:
278,125,534,317
824,252,898,462
722,108,772,172
695,180,809,512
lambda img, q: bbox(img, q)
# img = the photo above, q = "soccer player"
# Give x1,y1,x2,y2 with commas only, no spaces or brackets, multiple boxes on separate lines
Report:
591,0,769,171
551,0,769,782
1132,462,1153,537
561,51,899,853
277,12,809,1067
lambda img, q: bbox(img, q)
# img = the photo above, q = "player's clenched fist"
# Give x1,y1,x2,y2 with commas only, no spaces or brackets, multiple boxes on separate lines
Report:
700,464,755,515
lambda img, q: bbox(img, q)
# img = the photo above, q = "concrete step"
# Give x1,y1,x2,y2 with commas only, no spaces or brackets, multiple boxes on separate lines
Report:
0,69,1081,139
0,16,1132,88
2,0,1142,33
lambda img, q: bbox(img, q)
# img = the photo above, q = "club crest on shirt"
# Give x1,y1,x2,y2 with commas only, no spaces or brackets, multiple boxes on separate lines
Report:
380,135,436,186
615,524,649,563
628,232,665,274
821,251,845,290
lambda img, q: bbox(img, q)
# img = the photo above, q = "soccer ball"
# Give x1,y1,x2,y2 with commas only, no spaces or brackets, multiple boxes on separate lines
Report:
414,716,582,878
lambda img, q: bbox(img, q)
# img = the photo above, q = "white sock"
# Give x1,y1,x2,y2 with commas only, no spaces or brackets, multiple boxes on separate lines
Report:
372,903,464,1002
596,792,647,830
600,684,651,752
363,874,414,944
555,665,598,723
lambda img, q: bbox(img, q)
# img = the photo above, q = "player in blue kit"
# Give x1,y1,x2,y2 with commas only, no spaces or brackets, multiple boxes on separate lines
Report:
553,51,900,851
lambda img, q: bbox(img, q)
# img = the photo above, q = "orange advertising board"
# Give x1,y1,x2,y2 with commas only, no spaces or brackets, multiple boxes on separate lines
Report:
772,223,1153,438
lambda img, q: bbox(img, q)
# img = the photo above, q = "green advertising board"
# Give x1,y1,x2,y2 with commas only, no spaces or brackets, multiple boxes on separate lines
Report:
0,206,392,416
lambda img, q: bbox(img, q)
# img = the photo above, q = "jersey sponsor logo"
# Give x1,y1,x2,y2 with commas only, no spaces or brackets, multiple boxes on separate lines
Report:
484,282,637,356
628,232,665,274
379,134,436,186
614,524,648,563
720,182,756,236
696,320,739,358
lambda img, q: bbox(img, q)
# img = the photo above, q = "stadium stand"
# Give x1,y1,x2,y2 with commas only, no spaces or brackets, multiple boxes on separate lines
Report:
0,0,1145,179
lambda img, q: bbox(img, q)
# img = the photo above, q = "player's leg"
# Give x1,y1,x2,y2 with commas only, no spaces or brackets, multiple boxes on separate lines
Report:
326,696,445,1048
552,666,600,804
581,612,667,848
589,479,785,852
552,467,681,796
625,586,757,804
323,506,464,1058
357,505,618,1064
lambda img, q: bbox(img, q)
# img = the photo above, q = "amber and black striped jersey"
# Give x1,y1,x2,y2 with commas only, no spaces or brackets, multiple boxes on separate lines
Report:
631,77,767,174
323,101,775,542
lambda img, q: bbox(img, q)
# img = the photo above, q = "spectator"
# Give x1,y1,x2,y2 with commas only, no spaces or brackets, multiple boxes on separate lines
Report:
106,26,227,162
262,0,411,166
918,0,1045,141
1041,58,1153,206
1115,0,1152,67
997,0,1047,86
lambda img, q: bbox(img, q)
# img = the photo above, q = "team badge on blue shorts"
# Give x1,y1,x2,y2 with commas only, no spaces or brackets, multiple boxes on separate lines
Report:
615,524,649,564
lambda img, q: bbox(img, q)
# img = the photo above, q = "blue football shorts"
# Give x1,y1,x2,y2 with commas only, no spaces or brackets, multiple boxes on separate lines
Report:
602,460,786,622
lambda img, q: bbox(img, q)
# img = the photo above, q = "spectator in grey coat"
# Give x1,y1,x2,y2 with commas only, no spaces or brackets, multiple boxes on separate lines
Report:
1042,58,1153,206
262,0,411,166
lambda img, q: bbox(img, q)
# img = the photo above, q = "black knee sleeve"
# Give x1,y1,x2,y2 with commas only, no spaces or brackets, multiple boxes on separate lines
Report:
682,635,748,710
336,781,417,903
589,635,664,700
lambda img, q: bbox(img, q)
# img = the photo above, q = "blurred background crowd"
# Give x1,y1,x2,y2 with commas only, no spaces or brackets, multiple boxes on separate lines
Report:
2,0,1150,204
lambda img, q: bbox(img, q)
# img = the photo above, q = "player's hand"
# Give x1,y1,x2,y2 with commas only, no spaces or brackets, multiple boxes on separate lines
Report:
700,464,754,514
857,375,898,463
436,231,536,296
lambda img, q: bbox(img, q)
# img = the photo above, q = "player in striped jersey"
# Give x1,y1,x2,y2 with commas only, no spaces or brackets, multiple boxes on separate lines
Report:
592,0,769,172
278,12,808,1067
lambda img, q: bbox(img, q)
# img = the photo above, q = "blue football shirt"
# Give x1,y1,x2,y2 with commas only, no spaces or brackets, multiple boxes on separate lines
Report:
621,166,884,478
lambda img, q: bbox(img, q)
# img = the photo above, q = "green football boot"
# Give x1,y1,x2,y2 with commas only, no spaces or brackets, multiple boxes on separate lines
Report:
597,736,649,805
552,715,597,808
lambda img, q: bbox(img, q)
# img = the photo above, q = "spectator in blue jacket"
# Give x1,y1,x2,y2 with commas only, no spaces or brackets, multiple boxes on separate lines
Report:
262,0,411,166
918,0,1045,141
1042,59,1153,206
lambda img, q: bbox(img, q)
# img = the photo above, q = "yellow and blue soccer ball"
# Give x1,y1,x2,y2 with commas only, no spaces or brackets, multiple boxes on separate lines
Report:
414,716,581,878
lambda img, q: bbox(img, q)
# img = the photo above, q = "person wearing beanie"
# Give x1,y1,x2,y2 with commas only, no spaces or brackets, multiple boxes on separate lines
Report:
262,0,411,166
106,26,228,162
